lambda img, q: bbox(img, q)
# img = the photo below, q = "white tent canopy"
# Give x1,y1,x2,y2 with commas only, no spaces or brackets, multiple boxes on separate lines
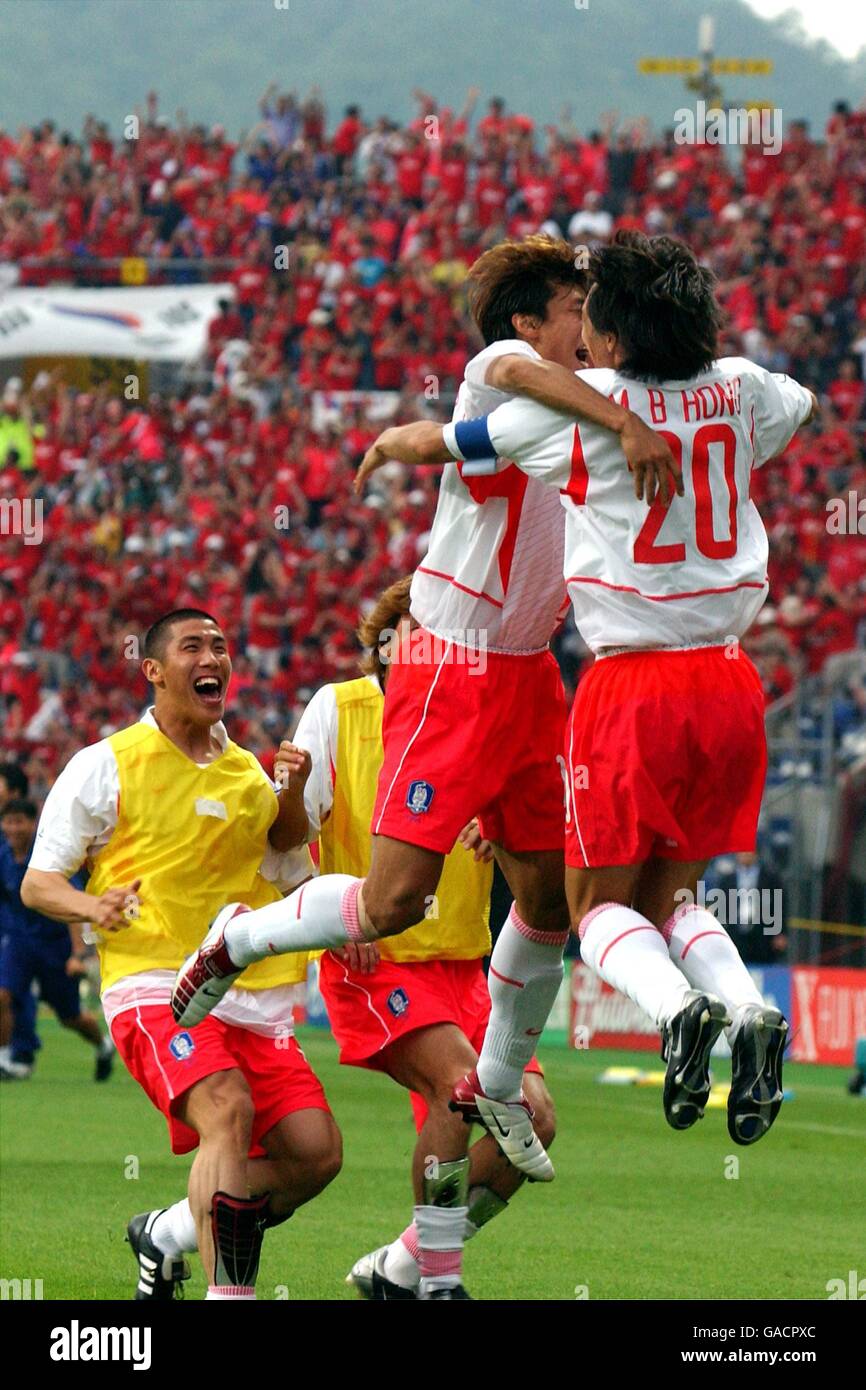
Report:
0,284,234,362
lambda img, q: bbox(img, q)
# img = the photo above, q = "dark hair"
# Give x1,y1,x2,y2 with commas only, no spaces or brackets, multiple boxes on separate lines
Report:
0,797,37,820
586,230,722,382
467,235,588,346
143,609,220,662
0,762,29,798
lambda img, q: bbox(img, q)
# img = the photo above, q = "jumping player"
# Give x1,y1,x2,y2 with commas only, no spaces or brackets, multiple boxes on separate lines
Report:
173,238,679,1186
353,232,816,1153
22,610,342,1300
294,577,556,1300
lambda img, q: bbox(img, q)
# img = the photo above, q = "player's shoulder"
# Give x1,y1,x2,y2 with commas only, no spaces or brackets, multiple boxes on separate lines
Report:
576,366,618,393
108,721,156,755
54,733,122,785
333,675,381,707
465,338,539,380
713,355,774,388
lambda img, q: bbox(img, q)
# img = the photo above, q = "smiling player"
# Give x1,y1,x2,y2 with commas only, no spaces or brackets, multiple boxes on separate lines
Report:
22,609,342,1300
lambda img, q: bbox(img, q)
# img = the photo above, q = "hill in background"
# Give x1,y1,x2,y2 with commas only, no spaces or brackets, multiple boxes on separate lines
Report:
1,0,863,140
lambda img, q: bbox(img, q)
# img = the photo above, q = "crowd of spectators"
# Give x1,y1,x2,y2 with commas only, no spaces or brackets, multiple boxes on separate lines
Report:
1,86,864,799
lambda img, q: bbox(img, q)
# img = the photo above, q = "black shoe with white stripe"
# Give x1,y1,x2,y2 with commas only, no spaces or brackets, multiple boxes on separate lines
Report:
728,1006,788,1146
126,1210,190,1300
661,991,730,1131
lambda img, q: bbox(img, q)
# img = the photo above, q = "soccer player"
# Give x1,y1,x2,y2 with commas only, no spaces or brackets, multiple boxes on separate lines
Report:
21,609,342,1301
0,761,41,1077
173,237,679,1186
0,798,115,1081
352,231,817,1151
294,577,556,1300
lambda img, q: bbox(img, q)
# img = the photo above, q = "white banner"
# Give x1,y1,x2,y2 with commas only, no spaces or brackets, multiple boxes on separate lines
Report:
0,284,234,361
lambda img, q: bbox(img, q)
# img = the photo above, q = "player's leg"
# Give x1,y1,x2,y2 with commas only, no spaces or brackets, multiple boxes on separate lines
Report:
379,1023,475,1299
640,861,788,1146
175,1068,268,1300
173,842,446,1025
35,944,115,1080
0,940,39,1078
246,1108,343,1222
572,861,730,1130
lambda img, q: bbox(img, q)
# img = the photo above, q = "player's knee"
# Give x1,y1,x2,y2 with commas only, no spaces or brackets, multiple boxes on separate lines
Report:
518,885,571,936
197,1075,256,1146
363,883,427,938
312,1133,343,1190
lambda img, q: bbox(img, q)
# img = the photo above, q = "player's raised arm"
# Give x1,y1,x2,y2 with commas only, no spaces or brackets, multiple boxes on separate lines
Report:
484,354,682,503
270,741,312,851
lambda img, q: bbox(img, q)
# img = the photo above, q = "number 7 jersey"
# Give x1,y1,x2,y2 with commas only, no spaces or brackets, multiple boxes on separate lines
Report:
444,357,813,653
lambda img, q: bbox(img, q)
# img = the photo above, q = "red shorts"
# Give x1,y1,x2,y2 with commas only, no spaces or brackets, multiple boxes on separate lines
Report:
372,628,566,854
318,952,542,1131
110,1005,330,1156
564,646,767,868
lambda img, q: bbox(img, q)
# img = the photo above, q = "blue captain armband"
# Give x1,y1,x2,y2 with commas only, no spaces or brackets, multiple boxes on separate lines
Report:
443,417,498,475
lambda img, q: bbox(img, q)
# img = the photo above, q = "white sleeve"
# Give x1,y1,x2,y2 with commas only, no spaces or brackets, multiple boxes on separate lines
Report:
291,684,338,841
746,365,813,466
445,397,573,487
462,338,539,389
28,741,120,876
259,842,315,894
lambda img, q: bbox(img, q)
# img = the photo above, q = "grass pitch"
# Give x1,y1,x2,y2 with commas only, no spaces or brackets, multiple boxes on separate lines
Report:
1,1019,863,1301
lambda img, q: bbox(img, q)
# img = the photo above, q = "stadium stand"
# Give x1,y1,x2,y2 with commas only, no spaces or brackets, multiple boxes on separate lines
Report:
1,89,864,928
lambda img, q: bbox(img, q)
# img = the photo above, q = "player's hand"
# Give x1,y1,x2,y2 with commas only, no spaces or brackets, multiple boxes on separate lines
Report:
457,819,494,863
90,879,142,932
355,438,391,493
335,941,380,974
620,413,683,505
274,742,312,792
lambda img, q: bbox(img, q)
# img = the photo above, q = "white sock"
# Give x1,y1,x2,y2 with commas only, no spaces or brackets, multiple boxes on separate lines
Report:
580,902,690,1030
663,905,765,1041
150,1199,198,1257
226,874,365,965
383,1229,421,1288
476,905,568,1101
0,1046,10,1065
414,1204,467,1295
205,1286,256,1300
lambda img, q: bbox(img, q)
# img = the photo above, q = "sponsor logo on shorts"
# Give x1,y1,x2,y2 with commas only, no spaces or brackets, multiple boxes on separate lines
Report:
387,988,410,1017
407,780,435,814
169,1031,195,1060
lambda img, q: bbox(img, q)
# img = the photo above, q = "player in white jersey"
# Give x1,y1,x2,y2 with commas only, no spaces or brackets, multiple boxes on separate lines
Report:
173,237,678,1195
352,232,817,1153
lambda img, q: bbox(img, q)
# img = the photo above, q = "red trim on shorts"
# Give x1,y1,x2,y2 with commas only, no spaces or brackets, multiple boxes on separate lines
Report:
565,574,767,602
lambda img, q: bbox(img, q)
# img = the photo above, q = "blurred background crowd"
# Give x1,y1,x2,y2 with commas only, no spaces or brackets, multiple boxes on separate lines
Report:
0,86,864,926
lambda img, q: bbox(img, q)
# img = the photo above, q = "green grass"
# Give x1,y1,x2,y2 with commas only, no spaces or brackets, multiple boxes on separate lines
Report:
1,1020,864,1301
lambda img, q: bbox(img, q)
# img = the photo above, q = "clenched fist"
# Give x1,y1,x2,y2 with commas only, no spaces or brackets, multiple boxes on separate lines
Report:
274,741,312,793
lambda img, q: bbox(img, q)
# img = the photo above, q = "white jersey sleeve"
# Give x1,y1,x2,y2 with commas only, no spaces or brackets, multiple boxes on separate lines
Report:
727,359,813,467
444,394,574,487
291,683,338,841
29,741,120,877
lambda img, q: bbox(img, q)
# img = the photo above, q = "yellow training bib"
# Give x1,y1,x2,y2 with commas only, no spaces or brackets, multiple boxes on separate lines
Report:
87,722,308,991
318,678,491,961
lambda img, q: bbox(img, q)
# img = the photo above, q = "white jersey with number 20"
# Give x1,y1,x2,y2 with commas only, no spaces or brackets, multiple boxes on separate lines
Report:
444,357,812,653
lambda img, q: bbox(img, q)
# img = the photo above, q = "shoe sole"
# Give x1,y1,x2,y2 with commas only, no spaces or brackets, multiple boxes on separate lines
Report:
663,995,730,1131
728,1009,788,1146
